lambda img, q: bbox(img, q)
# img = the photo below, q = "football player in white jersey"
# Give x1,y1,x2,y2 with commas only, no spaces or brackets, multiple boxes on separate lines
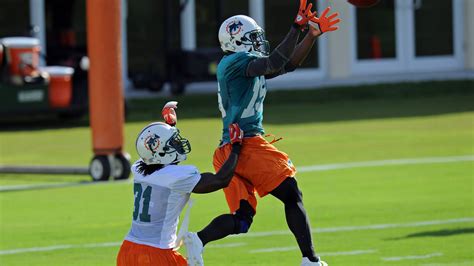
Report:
117,102,244,266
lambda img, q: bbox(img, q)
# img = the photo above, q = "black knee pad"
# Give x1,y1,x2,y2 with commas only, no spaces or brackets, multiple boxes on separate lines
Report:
232,200,255,234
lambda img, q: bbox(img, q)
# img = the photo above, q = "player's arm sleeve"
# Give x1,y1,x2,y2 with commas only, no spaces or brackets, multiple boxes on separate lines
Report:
246,25,301,78
192,144,241,194
171,166,202,194
264,63,298,80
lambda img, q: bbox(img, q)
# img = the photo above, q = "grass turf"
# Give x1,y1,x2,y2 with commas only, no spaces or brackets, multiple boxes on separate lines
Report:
0,80,473,265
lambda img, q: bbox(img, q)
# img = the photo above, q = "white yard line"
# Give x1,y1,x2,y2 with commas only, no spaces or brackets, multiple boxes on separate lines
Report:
1,217,472,256
0,241,245,255
1,155,472,192
421,262,474,266
0,182,81,192
382,252,443,261
251,247,377,256
81,242,122,248
0,179,130,192
206,242,247,248
321,249,377,256
0,244,79,255
238,217,474,238
298,155,474,173
250,246,300,253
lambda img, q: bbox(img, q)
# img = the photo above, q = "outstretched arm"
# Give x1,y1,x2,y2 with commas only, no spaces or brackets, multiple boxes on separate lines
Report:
264,29,320,80
265,6,341,80
246,26,301,77
193,144,240,194
245,0,316,77
288,27,321,69
192,124,243,194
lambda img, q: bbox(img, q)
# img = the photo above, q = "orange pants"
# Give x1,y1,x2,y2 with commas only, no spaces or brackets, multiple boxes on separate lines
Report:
213,135,297,213
117,240,187,266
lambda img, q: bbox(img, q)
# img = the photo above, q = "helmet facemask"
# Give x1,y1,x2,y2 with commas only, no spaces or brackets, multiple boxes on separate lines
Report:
240,29,270,56
164,131,191,156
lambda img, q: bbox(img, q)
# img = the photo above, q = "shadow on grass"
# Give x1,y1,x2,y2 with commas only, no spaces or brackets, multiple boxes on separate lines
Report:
388,228,474,240
0,180,129,193
0,172,128,193
1,80,473,131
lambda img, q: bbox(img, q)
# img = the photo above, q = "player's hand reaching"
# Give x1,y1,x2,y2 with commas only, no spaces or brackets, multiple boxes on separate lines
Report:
193,123,243,193
309,7,341,35
229,123,244,145
294,0,316,29
162,101,178,126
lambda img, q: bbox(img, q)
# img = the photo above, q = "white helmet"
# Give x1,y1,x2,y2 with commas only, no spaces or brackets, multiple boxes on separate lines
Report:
218,15,270,56
135,122,191,165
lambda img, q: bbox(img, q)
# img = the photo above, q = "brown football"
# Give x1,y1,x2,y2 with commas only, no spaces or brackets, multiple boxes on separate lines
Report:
347,0,381,8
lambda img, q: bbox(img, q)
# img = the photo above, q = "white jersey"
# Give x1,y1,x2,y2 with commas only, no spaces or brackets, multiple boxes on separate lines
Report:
124,160,201,249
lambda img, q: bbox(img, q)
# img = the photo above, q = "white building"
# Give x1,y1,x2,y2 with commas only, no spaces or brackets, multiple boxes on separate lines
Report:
185,0,474,92
11,0,474,94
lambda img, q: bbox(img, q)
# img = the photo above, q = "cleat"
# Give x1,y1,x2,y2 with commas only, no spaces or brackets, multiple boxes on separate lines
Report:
301,257,328,266
184,232,204,266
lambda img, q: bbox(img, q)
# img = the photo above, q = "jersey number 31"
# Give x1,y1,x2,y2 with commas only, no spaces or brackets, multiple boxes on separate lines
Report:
133,183,152,222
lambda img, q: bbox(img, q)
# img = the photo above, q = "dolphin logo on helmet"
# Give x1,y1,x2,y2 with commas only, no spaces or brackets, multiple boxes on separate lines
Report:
226,21,244,36
144,134,160,154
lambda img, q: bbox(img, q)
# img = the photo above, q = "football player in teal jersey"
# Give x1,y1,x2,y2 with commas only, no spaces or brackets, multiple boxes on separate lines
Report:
184,1,340,265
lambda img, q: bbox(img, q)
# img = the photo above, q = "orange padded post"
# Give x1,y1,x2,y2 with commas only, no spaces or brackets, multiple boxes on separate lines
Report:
86,0,124,155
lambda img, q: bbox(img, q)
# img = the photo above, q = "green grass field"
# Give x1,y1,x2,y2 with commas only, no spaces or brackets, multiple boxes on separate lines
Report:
0,81,473,265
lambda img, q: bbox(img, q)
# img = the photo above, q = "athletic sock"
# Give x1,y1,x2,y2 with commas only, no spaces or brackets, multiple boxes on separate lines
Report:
286,201,318,262
270,178,318,262
197,214,236,246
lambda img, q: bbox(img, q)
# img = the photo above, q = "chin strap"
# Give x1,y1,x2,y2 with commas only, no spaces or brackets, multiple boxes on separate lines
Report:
172,153,187,165
171,153,179,164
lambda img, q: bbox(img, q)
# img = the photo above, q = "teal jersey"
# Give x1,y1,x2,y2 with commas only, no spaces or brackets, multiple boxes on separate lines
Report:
217,52,267,143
